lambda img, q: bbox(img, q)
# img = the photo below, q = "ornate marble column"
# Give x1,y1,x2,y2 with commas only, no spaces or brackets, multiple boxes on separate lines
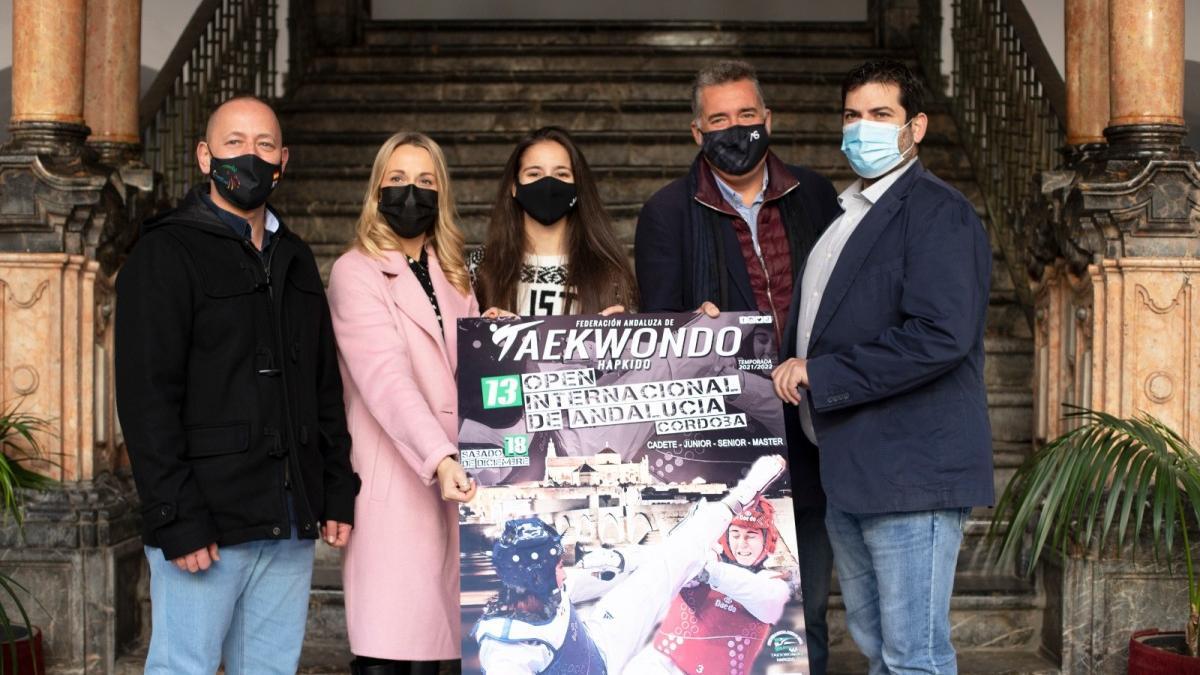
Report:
1105,0,1186,149
1028,0,1199,670
9,0,89,154
1064,0,1109,147
0,1,141,671
1033,0,1196,446
85,0,143,164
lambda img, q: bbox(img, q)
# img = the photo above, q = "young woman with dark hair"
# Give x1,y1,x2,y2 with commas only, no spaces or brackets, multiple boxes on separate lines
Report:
469,126,637,316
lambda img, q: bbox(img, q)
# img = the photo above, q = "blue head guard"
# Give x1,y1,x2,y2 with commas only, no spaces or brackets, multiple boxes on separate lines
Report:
492,517,563,600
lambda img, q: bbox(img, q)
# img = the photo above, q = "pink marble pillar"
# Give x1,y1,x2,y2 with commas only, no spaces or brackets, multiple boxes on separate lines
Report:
10,0,87,126
1065,0,1109,145
84,0,142,149
1108,0,1185,128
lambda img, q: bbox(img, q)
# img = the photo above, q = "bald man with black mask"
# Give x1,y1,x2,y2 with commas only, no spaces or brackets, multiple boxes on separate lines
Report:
115,96,359,674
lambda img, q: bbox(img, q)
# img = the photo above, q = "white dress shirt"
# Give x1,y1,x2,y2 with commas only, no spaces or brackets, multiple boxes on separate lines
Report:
795,159,917,443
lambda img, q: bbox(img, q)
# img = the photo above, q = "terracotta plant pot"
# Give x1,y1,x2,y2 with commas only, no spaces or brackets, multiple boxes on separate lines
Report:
0,625,44,675
1129,629,1200,674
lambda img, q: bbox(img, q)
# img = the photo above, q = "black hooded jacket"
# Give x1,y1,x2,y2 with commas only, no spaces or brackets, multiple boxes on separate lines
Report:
115,187,359,559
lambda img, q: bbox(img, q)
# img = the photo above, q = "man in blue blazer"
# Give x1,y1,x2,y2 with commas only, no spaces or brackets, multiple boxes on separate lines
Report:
772,60,994,674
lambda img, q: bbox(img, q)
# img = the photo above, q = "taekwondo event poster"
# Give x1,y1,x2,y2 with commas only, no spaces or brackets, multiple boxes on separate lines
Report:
457,312,809,675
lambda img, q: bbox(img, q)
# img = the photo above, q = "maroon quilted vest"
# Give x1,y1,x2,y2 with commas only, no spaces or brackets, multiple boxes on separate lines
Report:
695,155,800,341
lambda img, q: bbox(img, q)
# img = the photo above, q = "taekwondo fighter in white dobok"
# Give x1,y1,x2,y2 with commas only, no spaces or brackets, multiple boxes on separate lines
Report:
625,495,791,675
473,454,788,674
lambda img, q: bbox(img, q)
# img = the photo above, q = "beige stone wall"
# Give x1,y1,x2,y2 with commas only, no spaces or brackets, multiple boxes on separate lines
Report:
1035,258,1200,447
0,253,117,482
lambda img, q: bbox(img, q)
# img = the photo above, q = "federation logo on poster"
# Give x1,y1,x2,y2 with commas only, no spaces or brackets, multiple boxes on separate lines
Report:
767,630,805,663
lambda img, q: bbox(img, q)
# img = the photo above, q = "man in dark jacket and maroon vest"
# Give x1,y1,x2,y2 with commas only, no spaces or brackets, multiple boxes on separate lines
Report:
634,60,841,675
115,96,359,674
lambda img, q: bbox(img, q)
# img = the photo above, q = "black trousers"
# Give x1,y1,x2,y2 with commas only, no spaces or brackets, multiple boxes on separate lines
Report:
796,503,834,675
350,656,448,675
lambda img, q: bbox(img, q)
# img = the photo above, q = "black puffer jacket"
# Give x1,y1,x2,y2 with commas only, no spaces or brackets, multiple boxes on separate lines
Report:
116,187,359,559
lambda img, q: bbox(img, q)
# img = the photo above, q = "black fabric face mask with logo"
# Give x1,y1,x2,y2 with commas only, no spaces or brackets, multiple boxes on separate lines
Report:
379,184,440,239
700,123,770,176
514,176,578,226
208,152,282,211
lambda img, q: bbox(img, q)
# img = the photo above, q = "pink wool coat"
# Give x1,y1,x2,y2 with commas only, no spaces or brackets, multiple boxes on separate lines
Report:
327,245,478,660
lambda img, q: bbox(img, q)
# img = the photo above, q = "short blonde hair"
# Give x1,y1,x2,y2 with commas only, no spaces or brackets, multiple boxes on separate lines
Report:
353,132,470,295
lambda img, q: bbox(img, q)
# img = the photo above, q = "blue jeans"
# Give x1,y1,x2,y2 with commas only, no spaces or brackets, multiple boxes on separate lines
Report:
143,531,315,674
825,506,968,675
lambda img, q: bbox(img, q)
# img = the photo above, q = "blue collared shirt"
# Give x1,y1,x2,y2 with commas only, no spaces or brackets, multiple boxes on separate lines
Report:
713,166,770,256
199,190,280,257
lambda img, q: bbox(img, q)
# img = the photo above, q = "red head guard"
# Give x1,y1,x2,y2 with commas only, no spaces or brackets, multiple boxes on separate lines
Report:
719,496,780,567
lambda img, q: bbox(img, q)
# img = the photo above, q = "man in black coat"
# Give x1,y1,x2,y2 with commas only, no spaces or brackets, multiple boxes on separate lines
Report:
115,96,358,674
634,60,841,675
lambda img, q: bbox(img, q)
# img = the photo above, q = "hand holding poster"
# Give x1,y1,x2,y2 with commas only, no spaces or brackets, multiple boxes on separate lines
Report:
457,312,809,674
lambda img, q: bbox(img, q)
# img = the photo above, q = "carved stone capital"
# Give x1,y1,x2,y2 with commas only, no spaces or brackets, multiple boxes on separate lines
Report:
1034,155,1200,277
0,144,130,273
4,120,91,158
1103,123,1193,158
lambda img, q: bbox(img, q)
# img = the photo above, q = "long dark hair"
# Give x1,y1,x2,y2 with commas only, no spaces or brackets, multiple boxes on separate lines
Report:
475,127,638,314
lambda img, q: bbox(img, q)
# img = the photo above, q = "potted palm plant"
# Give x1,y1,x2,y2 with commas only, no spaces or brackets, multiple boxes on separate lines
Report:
991,408,1200,673
0,402,55,675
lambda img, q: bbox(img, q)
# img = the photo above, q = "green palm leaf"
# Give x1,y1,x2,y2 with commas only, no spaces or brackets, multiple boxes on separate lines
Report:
0,399,56,674
990,408,1200,654
0,400,58,532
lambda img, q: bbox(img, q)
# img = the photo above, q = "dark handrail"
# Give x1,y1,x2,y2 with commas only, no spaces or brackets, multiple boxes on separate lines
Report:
137,0,223,131
139,0,279,203
918,0,1067,328
1001,0,1066,127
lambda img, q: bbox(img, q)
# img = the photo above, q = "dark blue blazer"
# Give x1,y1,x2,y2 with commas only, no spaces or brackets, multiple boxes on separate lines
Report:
782,161,995,514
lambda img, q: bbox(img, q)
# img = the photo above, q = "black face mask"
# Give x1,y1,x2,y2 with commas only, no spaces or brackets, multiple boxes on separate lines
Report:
379,185,439,239
208,152,282,210
514,176,578,226
700,123,770,176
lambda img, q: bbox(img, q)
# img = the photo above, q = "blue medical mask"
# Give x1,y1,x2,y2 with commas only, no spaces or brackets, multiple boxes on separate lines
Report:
841,119,914,179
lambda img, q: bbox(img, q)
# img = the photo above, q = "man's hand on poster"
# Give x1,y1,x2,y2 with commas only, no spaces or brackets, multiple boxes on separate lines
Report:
695,301,720,317
437,455,478,503
482,307,518,319
771,357,810,405
322,521,352,548
599,304,626,316
173,542,220,573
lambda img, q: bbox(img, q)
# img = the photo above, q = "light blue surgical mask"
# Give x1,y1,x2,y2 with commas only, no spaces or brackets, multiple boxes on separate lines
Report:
841,119,914,179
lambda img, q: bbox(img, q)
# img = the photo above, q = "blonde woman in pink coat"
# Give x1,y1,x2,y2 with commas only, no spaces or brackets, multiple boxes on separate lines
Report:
328,132,494,675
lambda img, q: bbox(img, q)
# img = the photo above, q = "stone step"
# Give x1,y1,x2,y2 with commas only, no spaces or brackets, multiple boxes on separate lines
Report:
332,42,898,60
360,19,878,49
277,101,957,137
958,512,1030,576
988,387,1035,444
828,649,1060,675
827,585,1045,653
308,47,910,77
984,337,1034,390
283,133,974,183
288,70,848,104
271,163,984,211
